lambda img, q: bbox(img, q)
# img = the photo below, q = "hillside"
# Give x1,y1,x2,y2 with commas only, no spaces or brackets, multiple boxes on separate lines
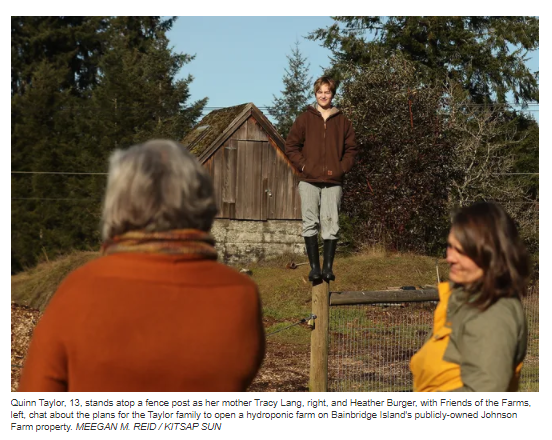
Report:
11,251,99,311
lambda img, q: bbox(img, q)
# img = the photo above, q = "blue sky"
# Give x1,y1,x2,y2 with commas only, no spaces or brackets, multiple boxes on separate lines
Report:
167,17,335,113
166,16,539,124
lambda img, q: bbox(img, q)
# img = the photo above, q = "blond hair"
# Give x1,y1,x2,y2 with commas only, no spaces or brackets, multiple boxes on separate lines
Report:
313,76,337,96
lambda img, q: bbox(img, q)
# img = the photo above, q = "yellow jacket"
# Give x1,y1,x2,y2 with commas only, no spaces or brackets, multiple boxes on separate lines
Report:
410,282,527,392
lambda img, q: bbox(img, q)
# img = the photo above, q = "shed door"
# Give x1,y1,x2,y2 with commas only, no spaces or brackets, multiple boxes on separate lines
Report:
235,140,266,220
265,143,302,220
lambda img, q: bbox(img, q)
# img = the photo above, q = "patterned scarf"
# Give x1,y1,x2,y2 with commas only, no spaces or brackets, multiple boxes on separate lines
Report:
102,229,217,260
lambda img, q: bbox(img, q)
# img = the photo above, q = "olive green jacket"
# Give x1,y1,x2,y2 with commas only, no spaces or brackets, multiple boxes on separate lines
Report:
444,284,528,392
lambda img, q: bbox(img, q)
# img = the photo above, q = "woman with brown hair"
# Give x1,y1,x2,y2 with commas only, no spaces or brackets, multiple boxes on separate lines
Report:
18,139,265,392
410,201,530,391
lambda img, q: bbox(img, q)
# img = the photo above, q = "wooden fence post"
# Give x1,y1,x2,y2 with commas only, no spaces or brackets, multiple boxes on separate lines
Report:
310,280,329,392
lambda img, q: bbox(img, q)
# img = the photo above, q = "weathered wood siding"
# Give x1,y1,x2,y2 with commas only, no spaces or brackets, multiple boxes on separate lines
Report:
204,116,301,220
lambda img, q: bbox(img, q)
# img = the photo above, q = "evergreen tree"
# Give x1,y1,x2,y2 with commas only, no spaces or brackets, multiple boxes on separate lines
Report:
338,55,455,254
11,16,107,97
11,56,85,273
81,17,206,168
308,16,539,104
268,41,312,138
11,16,206,273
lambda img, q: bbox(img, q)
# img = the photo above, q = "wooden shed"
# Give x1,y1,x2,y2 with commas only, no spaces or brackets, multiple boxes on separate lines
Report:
182,103,304,262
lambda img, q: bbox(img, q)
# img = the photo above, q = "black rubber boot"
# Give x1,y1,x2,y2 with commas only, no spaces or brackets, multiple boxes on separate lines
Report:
322,239,338,282
304,235,322,282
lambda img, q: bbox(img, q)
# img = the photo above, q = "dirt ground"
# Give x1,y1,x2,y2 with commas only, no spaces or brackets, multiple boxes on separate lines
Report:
11,303,41,392
10,303,309,392
248,341,309,392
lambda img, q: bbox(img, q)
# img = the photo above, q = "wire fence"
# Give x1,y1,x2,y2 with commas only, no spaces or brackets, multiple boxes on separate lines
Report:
329,300,436,392
522,283,539,391
328,283,539,392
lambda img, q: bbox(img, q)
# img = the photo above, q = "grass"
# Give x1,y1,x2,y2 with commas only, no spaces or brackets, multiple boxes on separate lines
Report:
248,249,448,322
11,251,99,311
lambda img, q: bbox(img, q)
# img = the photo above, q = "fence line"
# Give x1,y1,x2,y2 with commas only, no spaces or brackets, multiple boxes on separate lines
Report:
311,284,539,392
329,300,437,392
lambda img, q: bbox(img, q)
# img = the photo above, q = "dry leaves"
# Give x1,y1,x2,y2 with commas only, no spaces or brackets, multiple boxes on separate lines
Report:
248,341,309,392
11,302,41,391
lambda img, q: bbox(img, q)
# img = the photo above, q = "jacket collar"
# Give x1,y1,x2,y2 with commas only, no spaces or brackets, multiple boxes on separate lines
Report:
448,283,472,316
307,104,341,119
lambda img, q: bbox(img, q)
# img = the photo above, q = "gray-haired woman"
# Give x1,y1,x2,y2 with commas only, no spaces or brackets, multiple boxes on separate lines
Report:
19,139,265,392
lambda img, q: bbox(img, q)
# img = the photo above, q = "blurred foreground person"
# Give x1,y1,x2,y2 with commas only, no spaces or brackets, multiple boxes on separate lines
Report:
19,140,265,392
410,202,529,391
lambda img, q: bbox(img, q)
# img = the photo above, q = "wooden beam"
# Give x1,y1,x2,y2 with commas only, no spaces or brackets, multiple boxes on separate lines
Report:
310,281,330,392
250,105,286,152
330,288,439,306
233,139,268,142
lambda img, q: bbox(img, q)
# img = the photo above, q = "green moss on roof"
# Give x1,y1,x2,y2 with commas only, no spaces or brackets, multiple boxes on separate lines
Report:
182,103,250,156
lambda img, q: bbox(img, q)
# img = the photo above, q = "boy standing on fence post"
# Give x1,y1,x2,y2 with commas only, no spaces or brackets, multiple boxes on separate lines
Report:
285,76,358,283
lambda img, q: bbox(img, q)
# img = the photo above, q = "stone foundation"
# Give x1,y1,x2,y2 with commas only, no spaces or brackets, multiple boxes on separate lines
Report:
211,219,304,264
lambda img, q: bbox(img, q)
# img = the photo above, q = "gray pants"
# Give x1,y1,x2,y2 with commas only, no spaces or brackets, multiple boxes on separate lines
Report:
298,181,343,240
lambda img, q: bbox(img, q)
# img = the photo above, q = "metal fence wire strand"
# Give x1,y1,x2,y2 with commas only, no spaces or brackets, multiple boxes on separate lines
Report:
328,285,539,392
265,314,316,337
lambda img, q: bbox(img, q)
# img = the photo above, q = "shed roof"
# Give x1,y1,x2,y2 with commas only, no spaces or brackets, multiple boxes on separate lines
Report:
182,103,285,163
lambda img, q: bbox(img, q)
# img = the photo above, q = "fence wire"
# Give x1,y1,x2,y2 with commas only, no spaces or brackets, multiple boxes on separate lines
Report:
329,301,437,392
328,285,539,392
521,283,539,391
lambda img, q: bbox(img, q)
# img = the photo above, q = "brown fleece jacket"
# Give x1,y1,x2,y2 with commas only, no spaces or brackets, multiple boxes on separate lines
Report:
285,105,358,185
18,254,265,392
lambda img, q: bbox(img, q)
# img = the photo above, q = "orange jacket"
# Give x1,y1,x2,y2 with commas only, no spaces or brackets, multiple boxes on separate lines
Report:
18,253,265,392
